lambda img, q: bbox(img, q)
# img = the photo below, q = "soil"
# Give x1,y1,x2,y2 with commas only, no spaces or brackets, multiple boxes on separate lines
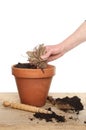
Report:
47,96,84,112
14,63,37,69
33,107,65,122
31,96,84,123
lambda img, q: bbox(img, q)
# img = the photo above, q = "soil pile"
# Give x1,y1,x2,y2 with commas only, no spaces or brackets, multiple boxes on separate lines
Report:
33,108,65,122
47,96,84,112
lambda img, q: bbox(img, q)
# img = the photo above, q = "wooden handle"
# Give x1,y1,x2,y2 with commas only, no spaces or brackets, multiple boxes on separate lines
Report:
3,101,51,114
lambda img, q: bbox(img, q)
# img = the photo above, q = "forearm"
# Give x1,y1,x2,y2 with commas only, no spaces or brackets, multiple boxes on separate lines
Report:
61,21,86,53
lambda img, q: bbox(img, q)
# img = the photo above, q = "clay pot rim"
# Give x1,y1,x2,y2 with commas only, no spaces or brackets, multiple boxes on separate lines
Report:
12,64,56,78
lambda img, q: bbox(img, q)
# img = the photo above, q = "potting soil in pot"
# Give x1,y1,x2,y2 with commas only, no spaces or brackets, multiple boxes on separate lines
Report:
15,63,37,69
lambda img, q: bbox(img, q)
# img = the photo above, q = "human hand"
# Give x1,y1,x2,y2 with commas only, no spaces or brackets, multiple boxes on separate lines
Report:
41,44,65,62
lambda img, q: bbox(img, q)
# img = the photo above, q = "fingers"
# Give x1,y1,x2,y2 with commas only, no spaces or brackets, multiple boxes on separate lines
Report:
47,53,64,62
41,50,63,62
41,50,52,60
41,44,64,62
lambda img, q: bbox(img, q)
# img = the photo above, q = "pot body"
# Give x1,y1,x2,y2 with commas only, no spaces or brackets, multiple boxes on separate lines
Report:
12,64,55,107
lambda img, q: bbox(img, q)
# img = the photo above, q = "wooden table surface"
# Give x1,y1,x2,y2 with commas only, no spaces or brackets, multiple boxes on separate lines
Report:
0,93,86,130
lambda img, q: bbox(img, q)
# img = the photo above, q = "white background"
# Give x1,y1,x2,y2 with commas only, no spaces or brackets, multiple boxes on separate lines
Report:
0,0,86,92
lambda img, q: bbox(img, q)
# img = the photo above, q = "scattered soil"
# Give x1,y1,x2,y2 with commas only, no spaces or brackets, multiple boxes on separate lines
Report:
33,107,65,122
28,96,85,124
84,121,86,124
14,63,37,69
47,96,84,112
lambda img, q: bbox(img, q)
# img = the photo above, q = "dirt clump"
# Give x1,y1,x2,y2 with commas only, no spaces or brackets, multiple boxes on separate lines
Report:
33,107,65,122
47,96,84,112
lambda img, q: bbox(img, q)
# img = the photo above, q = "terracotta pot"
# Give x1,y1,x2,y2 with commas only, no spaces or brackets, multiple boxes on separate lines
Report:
12,64,56,107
